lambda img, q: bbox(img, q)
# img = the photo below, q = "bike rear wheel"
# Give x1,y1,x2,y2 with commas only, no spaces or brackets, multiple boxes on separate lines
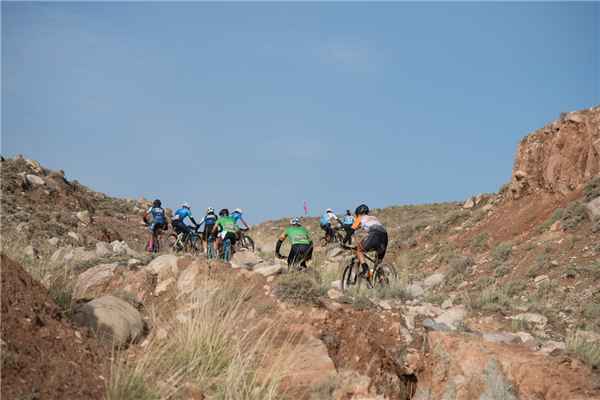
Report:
167,234,179,252
341,261,366,291
241,235,255,251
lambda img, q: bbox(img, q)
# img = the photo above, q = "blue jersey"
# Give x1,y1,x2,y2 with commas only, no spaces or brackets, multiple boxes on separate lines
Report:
147,207,166,224
232,212,242,225
173,207,192,222
343,215,354,226
201,213,218,226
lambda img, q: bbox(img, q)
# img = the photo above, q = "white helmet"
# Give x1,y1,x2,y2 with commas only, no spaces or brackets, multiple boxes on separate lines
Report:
326,208,333,213
207,207,214,213
234,208,243,214
182,202,190,209
290,217,301,225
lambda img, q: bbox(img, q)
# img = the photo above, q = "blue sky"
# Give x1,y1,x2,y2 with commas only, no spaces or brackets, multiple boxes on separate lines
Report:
2,2,598,223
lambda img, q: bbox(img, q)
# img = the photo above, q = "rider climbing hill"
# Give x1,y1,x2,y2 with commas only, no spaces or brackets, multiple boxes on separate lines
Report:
342,209,355,245
212,208,239,253
320,208,339,243
276,217,313,269
232,208,250,241
351,204,388,276
143,199,167,250
198,207,218,252
172,202,199,241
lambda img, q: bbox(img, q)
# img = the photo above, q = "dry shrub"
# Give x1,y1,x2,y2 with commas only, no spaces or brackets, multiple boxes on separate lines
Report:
107,280,295,400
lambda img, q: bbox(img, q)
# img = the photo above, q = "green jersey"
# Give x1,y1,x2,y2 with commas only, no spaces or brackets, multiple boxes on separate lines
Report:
285,226,312,245
217,216,238,233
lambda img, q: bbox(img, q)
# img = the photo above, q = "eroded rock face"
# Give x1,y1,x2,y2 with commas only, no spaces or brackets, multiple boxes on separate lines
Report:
419,332,600,400
510,107,600,199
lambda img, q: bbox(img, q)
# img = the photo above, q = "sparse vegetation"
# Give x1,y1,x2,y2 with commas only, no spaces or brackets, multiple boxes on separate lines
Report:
274,272,322,305
567,333,600,369
108,280,293,399
470,232,490,252
560,201,589,231
584,176,600,202
468,286,513,313
537,208,564,233
492,242,512,263
494,263,511,278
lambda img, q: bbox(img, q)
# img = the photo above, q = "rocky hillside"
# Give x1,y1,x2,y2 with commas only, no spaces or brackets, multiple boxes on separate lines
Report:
2,105,600,400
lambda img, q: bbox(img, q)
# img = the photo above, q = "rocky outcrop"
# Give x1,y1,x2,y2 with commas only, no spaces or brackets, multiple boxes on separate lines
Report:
510,107,600,198
418,332,600,400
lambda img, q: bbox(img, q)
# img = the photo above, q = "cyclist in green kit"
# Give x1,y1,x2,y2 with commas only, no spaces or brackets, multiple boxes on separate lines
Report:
276,217,313,269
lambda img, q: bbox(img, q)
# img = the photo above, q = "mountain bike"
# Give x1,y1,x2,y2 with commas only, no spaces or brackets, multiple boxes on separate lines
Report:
168,225,203,255
236,228,255,252
340,247,397,291
145,223,166,253
319,225,345,247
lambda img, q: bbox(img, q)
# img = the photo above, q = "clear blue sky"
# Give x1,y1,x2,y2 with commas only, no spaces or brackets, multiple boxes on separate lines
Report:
2,2,598,223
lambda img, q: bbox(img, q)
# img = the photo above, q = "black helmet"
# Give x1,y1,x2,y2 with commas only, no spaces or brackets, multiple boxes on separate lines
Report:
346,209,351,215
355,204,369,216
219,208,229,217
153,199,161,207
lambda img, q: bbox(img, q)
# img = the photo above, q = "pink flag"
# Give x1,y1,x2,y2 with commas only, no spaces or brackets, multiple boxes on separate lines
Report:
303,200,308,216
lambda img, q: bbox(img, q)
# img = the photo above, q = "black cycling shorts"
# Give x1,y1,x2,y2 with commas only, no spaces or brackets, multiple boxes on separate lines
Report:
288,243,313,267
361,228,388,261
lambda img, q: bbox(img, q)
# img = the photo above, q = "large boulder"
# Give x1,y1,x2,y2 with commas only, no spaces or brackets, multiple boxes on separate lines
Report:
73,263,119,300
423,273,444,289
230,250,263,269
144,254,179,282
177,261,204,295
95,241,113,258
283,335,337,390
253,263,283,277
420,332,600,400
72,295,144,346
25,174,45,186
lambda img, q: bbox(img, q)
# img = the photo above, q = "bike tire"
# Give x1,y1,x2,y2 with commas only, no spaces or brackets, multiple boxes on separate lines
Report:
242,235,255,252
341,263,363,291
373,263,398,288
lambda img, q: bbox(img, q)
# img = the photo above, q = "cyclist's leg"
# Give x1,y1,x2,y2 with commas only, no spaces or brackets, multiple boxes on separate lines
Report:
376,230,389,264
300,244,313,268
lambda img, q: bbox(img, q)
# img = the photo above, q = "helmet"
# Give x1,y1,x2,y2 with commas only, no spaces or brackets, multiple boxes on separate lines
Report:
326,208,333,213
182,202,190,209
355,204,369,216
206,207,214,214
346,209,351,215
153,199,162,207
290,217,301,225
233,208,243,214
219,208,229,217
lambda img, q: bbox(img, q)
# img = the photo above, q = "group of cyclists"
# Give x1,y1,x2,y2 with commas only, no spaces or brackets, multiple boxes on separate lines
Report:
144,199,388,280
143,199,249,254
276,203,388,278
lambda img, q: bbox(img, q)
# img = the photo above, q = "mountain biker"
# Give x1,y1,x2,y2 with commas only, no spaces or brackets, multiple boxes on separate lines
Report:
143,199,167,250
351,204,388,276
276,217,313,269
342,209,355,245
231,208,250,241
212,208,239,254
172,202,199,241
198,207,218,251
320,208,339,243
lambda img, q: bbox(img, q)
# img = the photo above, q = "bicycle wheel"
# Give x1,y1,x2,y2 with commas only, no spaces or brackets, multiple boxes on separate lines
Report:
334,230,345,244
341,261,363,291
242,235,255,252
187,236,201,255
373,263,398,288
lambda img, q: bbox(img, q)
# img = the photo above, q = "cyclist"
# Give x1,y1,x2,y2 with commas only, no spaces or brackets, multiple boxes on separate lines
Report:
319,208,339,243
342,209,355,245
276,217,313,269
198,207,218,252
172,202,199,242
143,199,167,251
351,204,388,276
212,208,239,254
232,208,250,230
